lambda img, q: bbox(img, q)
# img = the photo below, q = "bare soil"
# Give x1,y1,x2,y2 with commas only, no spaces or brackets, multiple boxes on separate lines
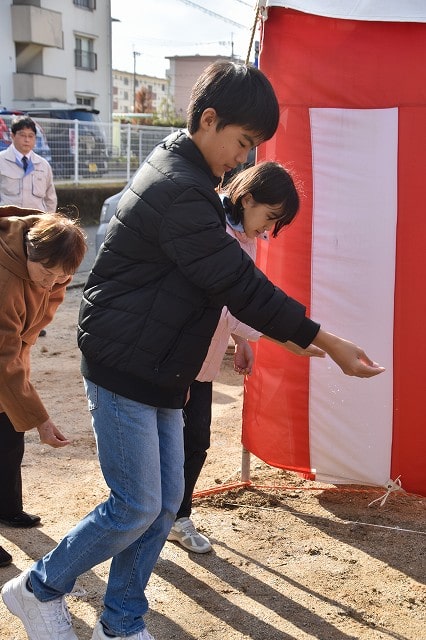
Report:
0,285,425,640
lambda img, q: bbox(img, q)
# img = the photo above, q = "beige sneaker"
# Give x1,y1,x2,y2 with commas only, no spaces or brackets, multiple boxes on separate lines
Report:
167,517,212,553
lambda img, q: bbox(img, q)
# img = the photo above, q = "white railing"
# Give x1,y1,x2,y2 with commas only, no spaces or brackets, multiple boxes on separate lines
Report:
0,113,176,184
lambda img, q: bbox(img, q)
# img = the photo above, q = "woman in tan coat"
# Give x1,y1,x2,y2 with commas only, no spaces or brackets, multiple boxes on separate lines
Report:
0,206,86,566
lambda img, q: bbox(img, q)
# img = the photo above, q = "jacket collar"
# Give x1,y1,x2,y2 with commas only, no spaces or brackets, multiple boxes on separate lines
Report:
162,129,221,189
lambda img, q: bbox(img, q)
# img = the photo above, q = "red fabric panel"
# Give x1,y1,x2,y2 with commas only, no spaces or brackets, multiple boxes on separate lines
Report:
392,107,426,494
262,8,426,109
242,108,313,473
244,7,426,494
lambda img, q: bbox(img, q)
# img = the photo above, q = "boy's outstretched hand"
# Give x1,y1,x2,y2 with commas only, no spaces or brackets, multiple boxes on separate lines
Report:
312,329,385,378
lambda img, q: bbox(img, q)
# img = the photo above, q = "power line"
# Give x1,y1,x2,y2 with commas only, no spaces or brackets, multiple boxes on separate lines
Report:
134,37,233,48
176,0,249,29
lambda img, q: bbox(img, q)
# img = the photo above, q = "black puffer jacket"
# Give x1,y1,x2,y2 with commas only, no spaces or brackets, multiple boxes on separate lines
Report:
78,131,320,408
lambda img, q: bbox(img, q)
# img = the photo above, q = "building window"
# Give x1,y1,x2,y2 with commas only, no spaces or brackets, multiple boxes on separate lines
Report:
74,0,96,9
76,95,95,107
75,36,97,71
124,77,129,86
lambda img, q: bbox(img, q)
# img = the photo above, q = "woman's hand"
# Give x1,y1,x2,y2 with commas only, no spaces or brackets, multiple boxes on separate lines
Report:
36,418,71,448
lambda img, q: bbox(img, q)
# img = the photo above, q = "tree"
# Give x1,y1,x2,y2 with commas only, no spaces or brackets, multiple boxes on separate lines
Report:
152,97,186,128
133,86,154,125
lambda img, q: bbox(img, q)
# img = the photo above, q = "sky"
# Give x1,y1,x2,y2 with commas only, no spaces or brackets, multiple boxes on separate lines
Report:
110,0,260,78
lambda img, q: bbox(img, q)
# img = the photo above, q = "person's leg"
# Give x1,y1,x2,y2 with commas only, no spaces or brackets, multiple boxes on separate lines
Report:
168,381,212,553
29,381,183,627
2,383,183,639
0,412,24,515
0,545,12,567
176,380,212,519
101,405,184,635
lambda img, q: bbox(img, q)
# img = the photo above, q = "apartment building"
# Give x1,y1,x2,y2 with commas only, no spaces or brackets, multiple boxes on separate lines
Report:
166,54,242,119
0,0,112,121
112,69,169,115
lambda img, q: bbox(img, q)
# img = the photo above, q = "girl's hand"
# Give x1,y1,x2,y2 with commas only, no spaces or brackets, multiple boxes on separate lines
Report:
283,341,326,358
232,335,254,375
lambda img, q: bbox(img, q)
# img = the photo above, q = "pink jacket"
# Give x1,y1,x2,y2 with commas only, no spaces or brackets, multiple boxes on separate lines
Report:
196,225,263,382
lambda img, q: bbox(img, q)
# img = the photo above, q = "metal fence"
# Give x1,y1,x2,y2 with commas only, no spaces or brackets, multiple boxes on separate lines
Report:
0,114,176,184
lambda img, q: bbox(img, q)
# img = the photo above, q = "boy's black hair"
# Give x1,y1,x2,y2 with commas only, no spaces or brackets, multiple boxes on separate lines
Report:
187,61,279,142
223,161,300,238
11,115,36,135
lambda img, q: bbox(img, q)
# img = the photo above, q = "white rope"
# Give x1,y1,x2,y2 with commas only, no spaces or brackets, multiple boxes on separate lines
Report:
368,475,404,508
219,502,426,535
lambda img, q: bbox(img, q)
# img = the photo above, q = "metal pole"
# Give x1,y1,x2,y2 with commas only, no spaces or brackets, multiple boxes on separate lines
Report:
133,51,140,113
73,120,79,185
241,446,251,482
126,122,131,182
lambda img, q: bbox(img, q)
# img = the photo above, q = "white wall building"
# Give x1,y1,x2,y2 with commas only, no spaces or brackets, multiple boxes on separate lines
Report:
112,69,169,114
0,0,112,121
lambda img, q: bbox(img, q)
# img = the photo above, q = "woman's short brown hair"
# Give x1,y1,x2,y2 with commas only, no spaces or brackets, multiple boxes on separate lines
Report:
25,213,87,274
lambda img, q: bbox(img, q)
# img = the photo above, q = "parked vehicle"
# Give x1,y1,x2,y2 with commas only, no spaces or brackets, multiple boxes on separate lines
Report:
95,182,129,253
0,110,52,163
24,108,108,179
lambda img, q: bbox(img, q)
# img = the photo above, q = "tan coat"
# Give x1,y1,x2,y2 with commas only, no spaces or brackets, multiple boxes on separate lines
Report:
0,145,57,212
0,211,70,431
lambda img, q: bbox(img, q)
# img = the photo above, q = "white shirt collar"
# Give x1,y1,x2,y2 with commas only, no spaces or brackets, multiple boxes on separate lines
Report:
11,143,32,162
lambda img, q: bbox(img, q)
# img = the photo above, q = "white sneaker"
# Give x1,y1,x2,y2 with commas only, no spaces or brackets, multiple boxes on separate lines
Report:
1,569,77,640
91,620,155,639
167,517,212,553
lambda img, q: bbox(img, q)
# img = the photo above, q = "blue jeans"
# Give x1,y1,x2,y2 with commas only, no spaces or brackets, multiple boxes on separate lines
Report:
29,380,184,636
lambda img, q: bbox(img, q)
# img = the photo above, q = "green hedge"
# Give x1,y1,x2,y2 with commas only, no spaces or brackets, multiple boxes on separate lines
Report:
56,183,126,225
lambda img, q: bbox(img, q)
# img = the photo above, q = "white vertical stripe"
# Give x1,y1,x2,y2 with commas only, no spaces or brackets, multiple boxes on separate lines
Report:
309,108,397,487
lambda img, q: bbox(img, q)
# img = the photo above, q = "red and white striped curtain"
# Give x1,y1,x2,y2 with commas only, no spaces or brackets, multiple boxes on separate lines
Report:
243,6,426,495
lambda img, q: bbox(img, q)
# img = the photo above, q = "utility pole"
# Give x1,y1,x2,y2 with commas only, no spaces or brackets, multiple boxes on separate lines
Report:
133,50,141,113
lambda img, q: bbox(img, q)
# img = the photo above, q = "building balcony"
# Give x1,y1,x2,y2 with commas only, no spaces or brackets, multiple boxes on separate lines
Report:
11,5,62,48
13,73,67,102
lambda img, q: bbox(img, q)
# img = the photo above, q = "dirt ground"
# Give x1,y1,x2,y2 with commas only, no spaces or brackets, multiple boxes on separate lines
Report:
0,284,425,640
